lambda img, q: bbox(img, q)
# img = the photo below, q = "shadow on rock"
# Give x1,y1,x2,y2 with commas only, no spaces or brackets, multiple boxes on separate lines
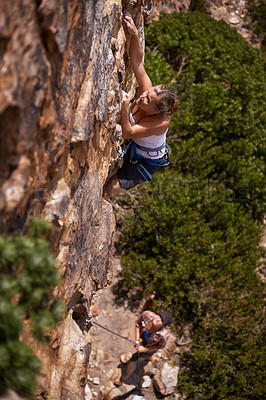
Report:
111,282,143,312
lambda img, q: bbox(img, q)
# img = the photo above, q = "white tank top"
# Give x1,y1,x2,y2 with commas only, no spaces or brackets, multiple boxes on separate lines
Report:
129,106,168,160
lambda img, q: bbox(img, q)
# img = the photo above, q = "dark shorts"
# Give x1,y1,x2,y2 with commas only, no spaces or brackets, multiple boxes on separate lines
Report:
117,146,160,191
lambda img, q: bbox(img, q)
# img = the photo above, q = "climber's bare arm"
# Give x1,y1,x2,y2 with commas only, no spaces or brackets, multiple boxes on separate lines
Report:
137,344,160,353
123,11,152,96
121,100,169,139
135,326,140,342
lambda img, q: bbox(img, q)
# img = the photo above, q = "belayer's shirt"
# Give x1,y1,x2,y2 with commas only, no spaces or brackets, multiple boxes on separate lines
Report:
135,310,169,350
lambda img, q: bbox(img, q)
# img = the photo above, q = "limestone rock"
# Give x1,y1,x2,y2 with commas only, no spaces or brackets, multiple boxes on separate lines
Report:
96,348,109,363
227,14,240,25
30,312,91,399
93,377,100,385
99,379,136,400
141,375,152,388
153,362,179,395
107,368,122,382
0,0,149,399
207,0,261,48
90,305,100,317
118,383,137,397
99,381,121,400
1,156,31,213
84,385,93,400
42,178,70,222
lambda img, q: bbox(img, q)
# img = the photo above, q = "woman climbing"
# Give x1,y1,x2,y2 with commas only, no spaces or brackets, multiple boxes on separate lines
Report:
103,11,180,198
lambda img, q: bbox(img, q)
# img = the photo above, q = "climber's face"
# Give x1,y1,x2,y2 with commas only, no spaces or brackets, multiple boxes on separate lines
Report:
136,87,161,114
152,315,164,330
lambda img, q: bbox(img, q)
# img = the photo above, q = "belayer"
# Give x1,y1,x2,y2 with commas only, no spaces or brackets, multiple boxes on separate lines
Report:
103,11,180,198
115,310,173,385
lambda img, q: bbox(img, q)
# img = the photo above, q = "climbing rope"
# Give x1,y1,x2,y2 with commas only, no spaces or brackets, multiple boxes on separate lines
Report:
86,316,138,345
87,315,145,386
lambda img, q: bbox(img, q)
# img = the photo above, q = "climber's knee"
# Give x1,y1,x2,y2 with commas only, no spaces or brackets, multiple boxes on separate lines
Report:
103,173,122,198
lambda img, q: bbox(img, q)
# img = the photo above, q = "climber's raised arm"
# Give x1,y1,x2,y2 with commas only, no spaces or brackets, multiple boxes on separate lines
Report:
103,12,180,198
123,11,152,95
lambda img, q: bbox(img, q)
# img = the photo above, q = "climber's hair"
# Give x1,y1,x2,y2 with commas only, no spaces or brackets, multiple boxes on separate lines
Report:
154,84,180,115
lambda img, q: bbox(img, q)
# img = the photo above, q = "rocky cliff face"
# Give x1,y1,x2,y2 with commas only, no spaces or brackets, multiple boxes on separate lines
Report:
0,0,149,398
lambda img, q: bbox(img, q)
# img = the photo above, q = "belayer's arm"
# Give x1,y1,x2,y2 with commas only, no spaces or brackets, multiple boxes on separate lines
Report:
123,11,152,96
135,326,140,342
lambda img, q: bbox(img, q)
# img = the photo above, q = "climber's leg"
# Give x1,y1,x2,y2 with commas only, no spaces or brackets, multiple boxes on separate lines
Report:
108,165,120,179
121,360,137,382
103,173,122,198
119,352,150,383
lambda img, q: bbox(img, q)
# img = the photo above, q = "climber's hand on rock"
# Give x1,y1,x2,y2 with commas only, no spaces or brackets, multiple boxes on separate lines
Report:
123,11,138,36
120,99,130,127
122,91,130,102
121,99,130,113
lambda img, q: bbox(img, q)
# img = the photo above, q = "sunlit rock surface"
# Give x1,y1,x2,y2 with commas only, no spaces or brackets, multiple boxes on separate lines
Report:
0,0,149,398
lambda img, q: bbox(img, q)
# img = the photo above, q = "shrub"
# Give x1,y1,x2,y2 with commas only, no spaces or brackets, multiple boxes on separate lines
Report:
189,0,209,13
246,0,266,52
145,11,266,221
0,218,65,398
117,12,266,399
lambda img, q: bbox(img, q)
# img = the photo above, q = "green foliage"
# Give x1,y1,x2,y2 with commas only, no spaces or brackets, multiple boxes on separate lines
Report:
145,11,266,221
0,217,65,398
246,0,266,52
117,12,266,399
189,0,209,13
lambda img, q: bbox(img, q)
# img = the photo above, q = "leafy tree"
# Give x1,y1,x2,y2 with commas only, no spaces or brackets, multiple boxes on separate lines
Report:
117,12,266,399
246,0,266,53
189,0,209,13
0,218,65,398
145,12,266,220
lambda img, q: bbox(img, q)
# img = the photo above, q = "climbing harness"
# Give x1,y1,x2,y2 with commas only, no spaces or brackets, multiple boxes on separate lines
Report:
103,139,171,188
103,104,171,188
129,108,171,178
130,141,170,166
130,141,171,182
